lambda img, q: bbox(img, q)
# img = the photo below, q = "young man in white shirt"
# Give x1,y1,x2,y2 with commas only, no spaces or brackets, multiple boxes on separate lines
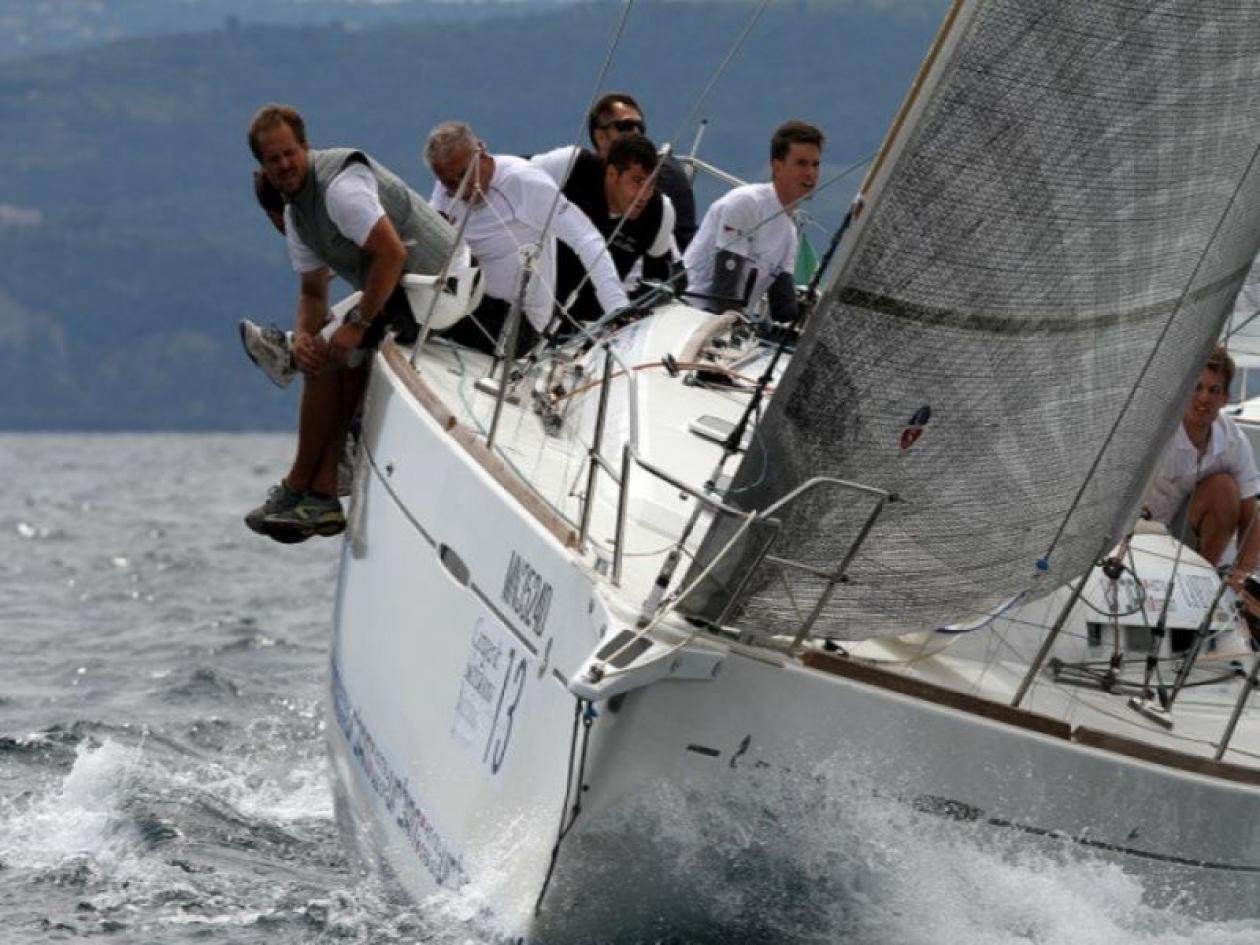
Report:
684,120,824,325
1142,345,1260,590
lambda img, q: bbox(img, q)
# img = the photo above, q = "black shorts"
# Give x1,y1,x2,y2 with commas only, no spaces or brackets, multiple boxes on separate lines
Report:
437,296,538,357
360,284,418,350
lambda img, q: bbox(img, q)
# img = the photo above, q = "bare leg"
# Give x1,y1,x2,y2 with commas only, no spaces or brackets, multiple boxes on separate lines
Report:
307,363,368,498
1189,472,1242,565
285,367,342,494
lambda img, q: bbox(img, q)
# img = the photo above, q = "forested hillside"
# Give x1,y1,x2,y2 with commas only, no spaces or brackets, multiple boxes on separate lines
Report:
1,0,945,429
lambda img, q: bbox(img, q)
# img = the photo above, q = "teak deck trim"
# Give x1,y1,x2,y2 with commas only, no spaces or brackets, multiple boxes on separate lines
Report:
382,341,579,550
803,650,1260,787
1072,727,1260,787
802,649,1072,739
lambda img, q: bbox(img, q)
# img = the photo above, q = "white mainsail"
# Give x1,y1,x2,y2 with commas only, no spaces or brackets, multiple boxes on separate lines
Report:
682,0,1260,640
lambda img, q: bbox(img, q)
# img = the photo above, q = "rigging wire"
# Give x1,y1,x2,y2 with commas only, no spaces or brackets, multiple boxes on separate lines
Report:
554,152,873,361
1225,306,1260,342
1038,137,1260,567
666,0,773,153
530,0,638,304
532,0,778,322
550,7,870,351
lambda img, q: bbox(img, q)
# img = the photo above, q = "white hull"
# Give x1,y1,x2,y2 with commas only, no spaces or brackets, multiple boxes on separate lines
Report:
328,326,1260,940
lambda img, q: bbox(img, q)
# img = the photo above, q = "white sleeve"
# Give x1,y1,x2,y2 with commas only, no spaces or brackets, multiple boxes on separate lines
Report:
711,191,763,260
1140,449,1180,525
778,220,799,278
429,181,451,216
648,194,676,259
325,162,386,247
1230,425,1260,498
529,146,580,187
551,199,630,314
284,206,325,273
516,168,629,315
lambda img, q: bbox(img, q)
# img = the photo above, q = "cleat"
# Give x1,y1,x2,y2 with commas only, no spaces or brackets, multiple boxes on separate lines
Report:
239,319,296,388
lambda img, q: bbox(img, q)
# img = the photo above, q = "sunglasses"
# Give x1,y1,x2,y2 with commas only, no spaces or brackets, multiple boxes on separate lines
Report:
601,118,646,134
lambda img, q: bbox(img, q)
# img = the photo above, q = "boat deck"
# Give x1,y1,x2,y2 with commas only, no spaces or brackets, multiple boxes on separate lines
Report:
383,315,1260,778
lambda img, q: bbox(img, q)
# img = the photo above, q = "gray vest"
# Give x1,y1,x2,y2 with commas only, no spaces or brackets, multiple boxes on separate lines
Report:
288,148,455,289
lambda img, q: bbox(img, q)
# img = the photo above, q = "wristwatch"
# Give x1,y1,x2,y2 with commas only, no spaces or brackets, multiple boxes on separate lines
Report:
344,305,370,329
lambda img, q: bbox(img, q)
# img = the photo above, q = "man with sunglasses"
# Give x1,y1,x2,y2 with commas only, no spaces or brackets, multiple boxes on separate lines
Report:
547,134,679,325
533,92,697,253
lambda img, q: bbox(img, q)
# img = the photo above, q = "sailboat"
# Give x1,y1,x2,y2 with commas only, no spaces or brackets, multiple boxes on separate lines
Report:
325,1,1260,938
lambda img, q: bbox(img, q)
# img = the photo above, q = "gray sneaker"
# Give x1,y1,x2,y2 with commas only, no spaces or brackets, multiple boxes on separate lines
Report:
239,319,296,388
261,494,346,543
245,481,305,542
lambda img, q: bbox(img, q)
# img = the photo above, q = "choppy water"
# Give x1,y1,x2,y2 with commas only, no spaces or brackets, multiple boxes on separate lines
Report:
4,433,1260,944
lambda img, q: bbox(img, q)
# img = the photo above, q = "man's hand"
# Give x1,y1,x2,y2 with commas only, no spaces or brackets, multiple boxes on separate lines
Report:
330,321,369,363
293,330,329,374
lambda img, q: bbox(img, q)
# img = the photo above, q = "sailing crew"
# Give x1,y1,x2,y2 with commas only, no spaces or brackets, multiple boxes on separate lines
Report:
541,134,678,324
532,91,698,252
425,120,630,351
1141,345,1260,591
242,103,461,543
683,120,824,325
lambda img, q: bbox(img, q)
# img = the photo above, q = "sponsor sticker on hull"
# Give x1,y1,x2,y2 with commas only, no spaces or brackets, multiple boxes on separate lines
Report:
453,614,533,775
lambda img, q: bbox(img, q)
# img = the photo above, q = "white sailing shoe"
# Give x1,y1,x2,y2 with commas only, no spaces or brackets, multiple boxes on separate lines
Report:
239,319,296,388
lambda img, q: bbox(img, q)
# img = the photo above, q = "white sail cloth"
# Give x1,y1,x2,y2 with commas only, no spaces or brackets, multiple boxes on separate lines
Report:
682,1,1260,640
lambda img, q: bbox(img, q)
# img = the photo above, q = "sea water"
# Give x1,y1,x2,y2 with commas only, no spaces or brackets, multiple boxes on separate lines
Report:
3,432,1260,945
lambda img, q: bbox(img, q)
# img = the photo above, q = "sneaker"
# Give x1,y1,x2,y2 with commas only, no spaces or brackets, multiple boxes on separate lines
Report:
261,494,346,543
245,481,306,542
239,319,296,388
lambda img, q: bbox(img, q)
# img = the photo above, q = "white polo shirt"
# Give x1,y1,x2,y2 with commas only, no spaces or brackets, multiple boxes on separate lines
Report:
1143,413,1260,524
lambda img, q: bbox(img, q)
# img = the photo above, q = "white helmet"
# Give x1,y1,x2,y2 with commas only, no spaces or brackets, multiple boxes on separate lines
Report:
401,245,484,332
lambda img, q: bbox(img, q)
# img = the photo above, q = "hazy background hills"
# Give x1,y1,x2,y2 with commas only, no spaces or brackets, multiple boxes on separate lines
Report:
3,0,948,430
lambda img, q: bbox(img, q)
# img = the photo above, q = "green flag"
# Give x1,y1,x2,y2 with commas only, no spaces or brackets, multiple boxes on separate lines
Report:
795,231,819,285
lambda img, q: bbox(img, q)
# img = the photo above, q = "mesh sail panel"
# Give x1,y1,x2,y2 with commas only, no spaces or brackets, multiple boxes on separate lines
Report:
1228,256,1260,380
681,1,1260,641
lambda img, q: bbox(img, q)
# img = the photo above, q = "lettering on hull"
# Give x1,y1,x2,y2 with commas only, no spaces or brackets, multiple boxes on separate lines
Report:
331,659,466,887
502,550,553,637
